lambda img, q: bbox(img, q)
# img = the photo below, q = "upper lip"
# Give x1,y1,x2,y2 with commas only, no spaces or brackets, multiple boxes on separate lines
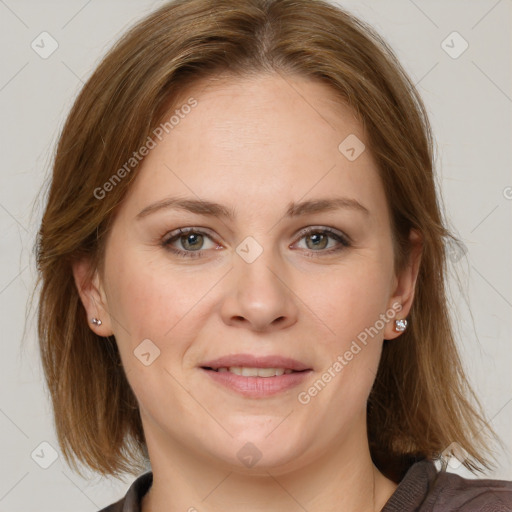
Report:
201,354,312,371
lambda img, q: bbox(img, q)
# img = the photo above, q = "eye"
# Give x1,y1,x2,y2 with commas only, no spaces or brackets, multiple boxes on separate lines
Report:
161,226,351,260
293,226,351,257
162,228,220,258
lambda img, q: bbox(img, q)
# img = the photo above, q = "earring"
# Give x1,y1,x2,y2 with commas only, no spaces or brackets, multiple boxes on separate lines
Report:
394,319,407,332
91,318,102,326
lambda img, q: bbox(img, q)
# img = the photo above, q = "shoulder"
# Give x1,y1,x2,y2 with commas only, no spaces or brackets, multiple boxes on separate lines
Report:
427,466,512,511
382,459,512,511
97,472,153,512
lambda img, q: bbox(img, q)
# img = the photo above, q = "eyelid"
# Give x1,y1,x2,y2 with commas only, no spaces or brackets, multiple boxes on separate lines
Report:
292,225,351,245
162,226,218,245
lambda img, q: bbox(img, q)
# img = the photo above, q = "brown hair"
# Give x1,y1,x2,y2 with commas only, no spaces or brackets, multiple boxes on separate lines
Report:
36,0,498,481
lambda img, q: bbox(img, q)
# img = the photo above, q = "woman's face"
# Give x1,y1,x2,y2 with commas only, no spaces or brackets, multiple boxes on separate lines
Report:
78,73,417,474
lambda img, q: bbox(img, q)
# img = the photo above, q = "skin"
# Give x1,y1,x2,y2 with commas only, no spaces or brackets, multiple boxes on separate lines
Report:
74,73,422,512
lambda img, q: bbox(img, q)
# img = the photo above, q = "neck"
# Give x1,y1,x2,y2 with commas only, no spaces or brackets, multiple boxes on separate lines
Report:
140,417,397,512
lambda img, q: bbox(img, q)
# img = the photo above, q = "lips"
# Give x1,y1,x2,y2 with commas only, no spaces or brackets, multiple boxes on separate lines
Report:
200,353,312,372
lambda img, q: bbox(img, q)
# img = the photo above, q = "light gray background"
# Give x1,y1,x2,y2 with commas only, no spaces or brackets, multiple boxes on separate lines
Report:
0,0,511,510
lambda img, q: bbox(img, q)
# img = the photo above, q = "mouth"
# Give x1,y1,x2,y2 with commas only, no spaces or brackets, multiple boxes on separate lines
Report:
200,353,312,375
199,354,313,397
201,366,309,377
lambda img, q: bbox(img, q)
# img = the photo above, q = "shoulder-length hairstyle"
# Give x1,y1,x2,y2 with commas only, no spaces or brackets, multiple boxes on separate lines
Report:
36,0,498,481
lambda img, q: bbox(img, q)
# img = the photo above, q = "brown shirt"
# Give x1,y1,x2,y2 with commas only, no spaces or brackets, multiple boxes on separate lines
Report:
99,459,512,511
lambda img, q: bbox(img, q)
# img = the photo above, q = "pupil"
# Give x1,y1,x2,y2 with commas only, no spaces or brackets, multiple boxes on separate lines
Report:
183,233,202,250
307,233,327,250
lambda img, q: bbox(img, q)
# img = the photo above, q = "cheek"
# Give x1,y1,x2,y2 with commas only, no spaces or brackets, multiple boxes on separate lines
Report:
103,245,221,362
307,256,392,397
310,260,392,340
102,251,210,411
105,246,178,326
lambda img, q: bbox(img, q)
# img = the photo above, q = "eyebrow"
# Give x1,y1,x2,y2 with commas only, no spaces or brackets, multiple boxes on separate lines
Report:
136,196,369,220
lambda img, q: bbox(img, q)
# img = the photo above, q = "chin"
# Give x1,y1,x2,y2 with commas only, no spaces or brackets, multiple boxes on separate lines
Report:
205,430,310,475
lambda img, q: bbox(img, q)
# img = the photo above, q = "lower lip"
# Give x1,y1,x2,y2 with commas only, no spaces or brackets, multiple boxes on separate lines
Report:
201,368,312,398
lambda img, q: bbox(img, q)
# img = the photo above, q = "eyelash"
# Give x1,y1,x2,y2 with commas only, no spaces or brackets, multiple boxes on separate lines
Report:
161,226,351,259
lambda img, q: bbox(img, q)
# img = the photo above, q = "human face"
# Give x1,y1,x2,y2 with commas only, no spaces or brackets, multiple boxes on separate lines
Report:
92,73,405,474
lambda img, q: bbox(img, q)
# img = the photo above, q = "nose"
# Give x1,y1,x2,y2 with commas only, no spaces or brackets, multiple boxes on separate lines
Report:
219,246,299,333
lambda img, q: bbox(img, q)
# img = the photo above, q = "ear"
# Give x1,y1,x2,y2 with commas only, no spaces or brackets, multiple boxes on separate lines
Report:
384,229,423,340
72,257,113,336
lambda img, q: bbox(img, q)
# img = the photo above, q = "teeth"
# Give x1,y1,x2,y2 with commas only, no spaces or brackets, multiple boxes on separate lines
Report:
216,367,294,377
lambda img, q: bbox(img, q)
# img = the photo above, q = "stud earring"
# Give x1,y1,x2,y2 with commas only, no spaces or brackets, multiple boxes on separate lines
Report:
91,318,102,326
394,319,407,332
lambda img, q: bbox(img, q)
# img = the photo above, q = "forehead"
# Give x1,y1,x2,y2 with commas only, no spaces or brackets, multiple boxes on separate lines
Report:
170,72,363,147
119,72,386,220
